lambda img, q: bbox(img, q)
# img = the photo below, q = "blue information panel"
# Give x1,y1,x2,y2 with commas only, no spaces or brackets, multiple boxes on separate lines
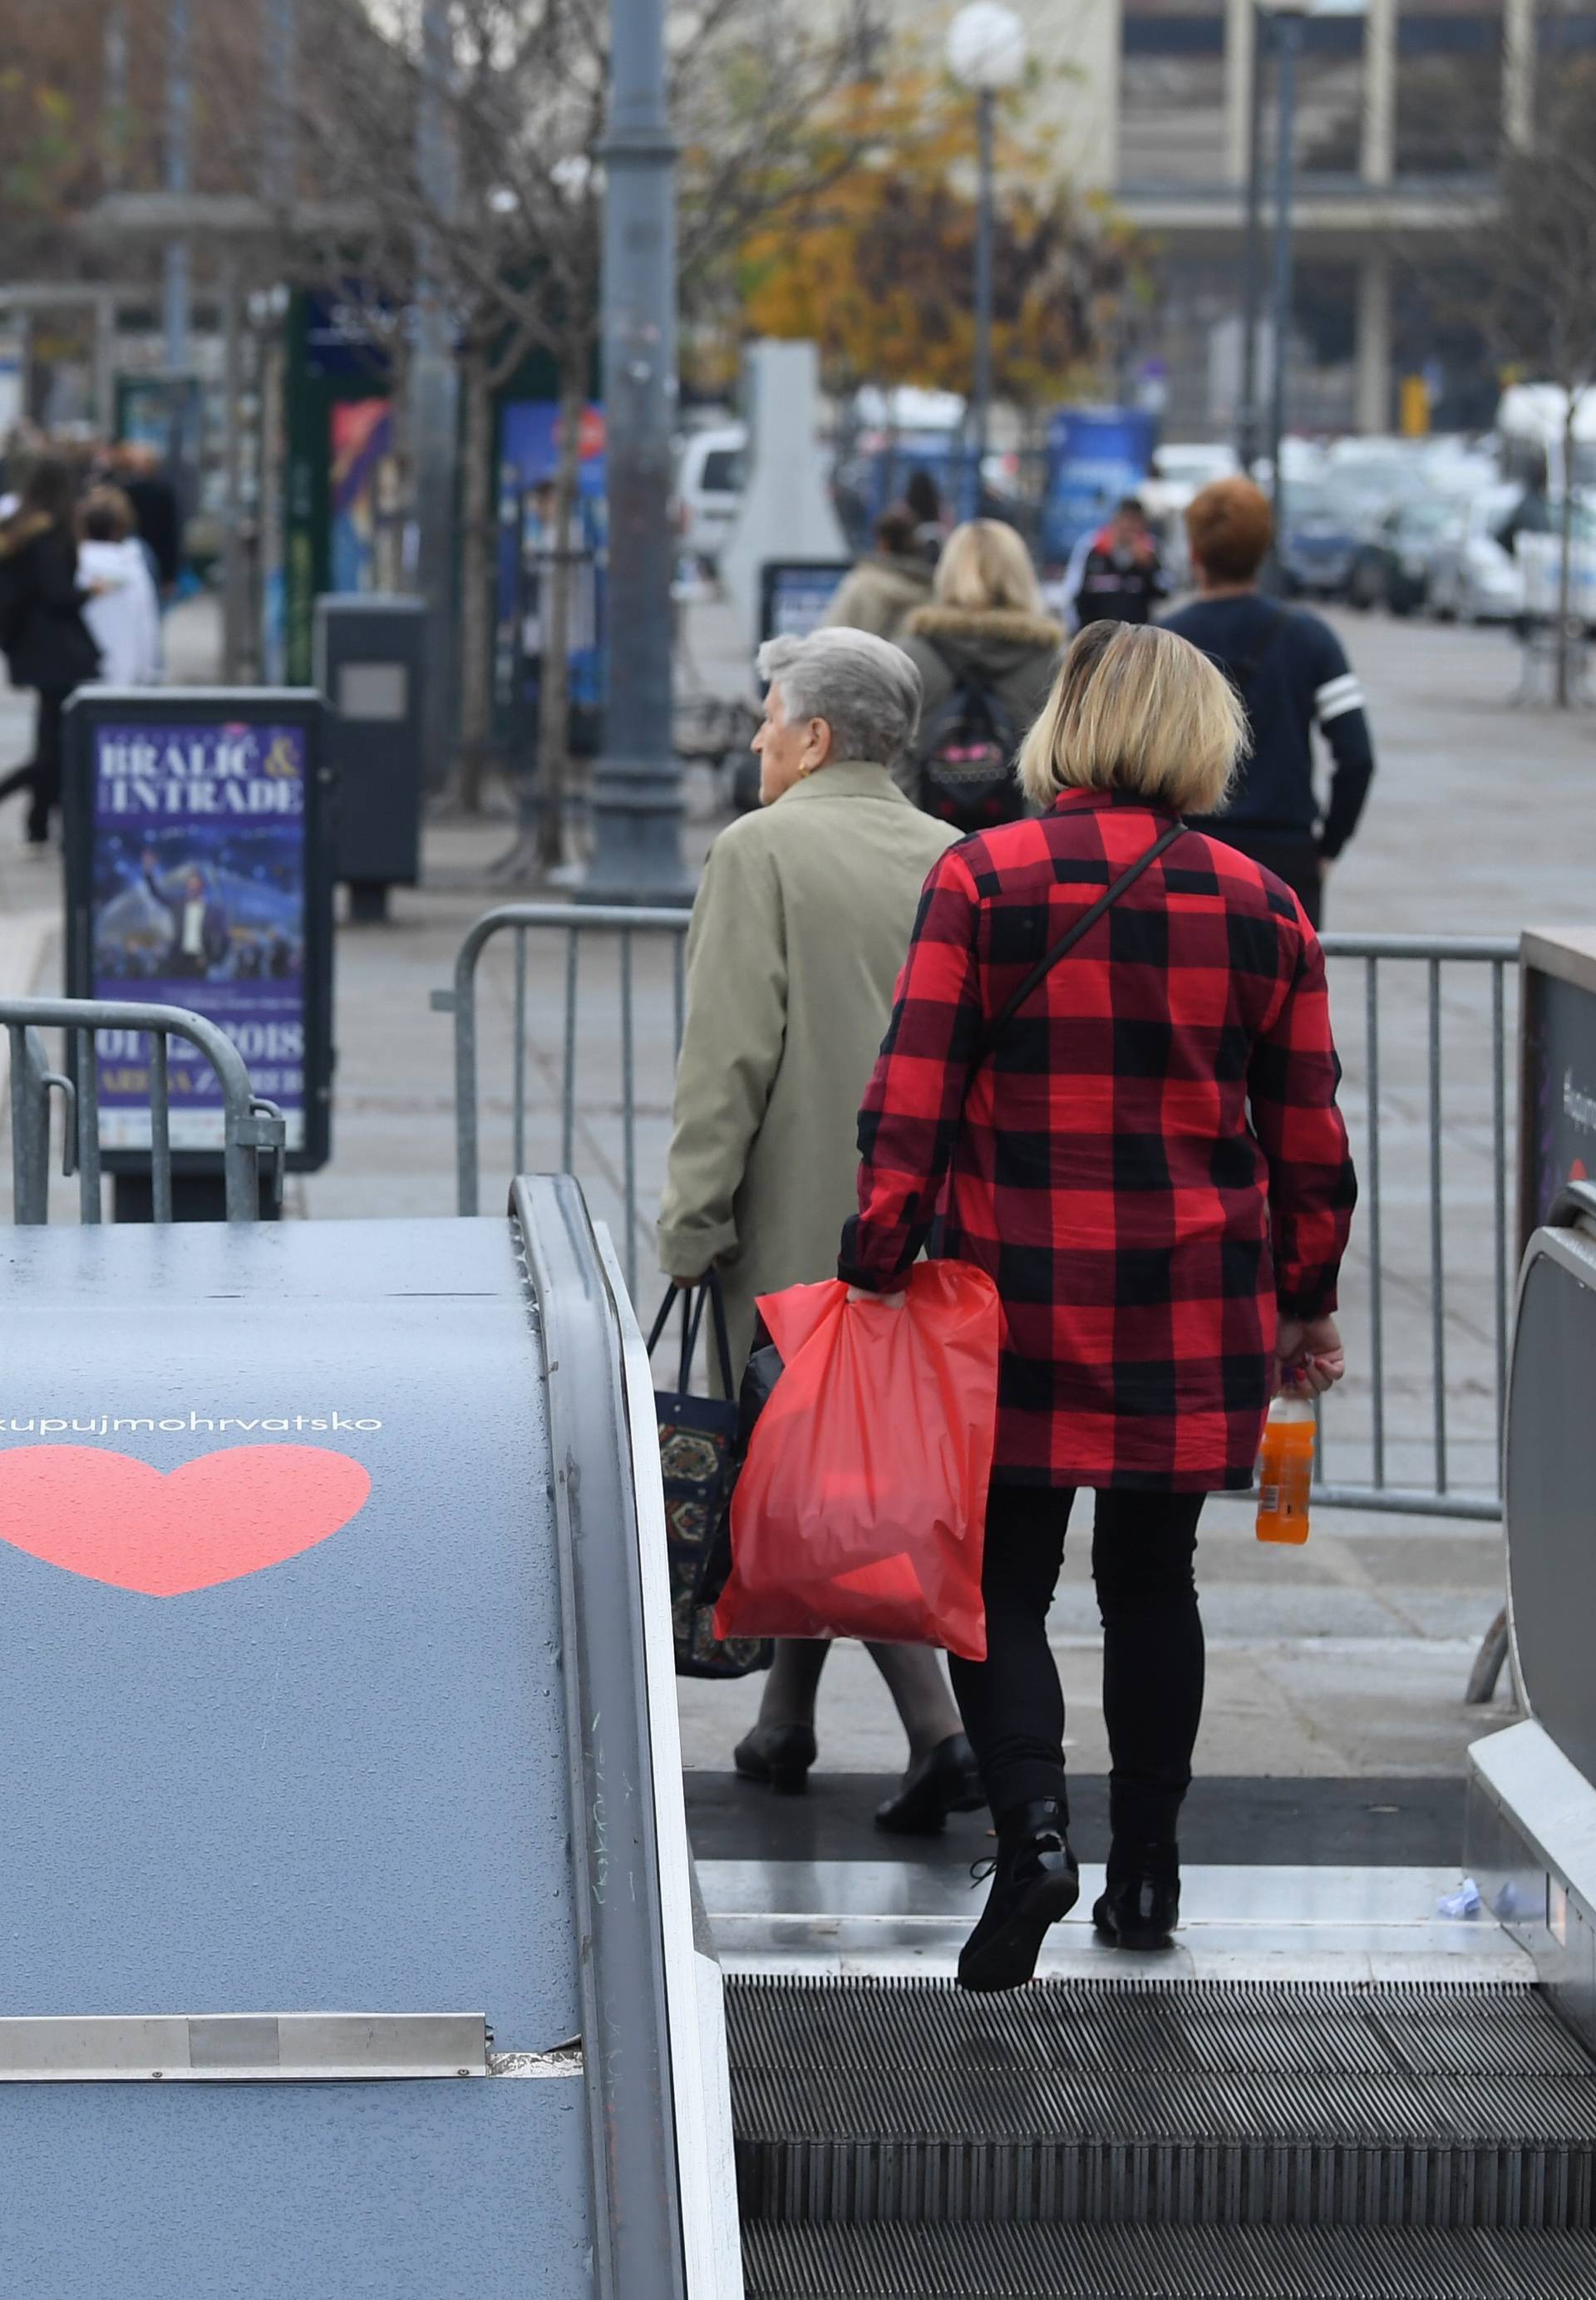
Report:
759,560,853,643
66,691,334,1173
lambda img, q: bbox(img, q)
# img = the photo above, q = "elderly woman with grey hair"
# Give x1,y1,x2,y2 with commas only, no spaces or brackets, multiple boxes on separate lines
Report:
658,625,983,1829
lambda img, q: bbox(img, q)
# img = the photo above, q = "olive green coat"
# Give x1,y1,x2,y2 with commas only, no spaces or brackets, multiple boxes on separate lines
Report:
658,761,960,1379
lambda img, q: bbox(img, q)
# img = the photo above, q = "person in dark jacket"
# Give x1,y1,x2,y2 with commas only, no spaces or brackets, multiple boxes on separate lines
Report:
1162,477,1373,927
1070,496,1167,629
113,441,183,596
0,454,101,846
841,621,1356,1992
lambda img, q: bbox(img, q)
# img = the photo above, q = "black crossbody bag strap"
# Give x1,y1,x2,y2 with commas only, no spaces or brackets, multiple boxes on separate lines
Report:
974,820,1187,1066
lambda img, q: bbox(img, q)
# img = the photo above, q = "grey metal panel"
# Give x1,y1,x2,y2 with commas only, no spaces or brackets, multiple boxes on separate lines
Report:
515,1175,687,2300
0,2011,487,2081
0,2075,591,2299
0,1217,579,2050
1505,1223,1596,1784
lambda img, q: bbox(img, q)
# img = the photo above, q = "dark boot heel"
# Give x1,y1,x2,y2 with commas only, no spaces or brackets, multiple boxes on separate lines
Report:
734,1722,818,1795
1093,1842,1180,1951
957,1797,1079,1993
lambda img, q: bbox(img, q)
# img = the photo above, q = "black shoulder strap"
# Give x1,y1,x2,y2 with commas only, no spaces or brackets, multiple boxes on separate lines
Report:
976,820,1186,1064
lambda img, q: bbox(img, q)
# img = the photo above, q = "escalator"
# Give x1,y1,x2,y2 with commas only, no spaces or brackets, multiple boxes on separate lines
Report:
697,1184,1596,2299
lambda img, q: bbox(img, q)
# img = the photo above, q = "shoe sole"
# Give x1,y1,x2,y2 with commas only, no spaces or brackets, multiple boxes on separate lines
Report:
1094,1923,1176,1952
957,1869,1081,1993
734,1758,810,1795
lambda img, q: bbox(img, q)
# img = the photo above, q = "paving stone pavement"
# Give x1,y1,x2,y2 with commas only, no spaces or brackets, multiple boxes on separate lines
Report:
3,594,1588,1783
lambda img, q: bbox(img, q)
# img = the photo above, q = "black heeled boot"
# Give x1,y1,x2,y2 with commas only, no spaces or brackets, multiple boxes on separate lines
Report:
1092,1841,1180,1951
875,1733,985,1835
957,1797,1079,1993
733,1721,818,1795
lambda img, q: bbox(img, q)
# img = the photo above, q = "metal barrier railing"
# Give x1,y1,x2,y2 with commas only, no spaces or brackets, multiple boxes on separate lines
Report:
436,911,1519,1522
2,998,286,1224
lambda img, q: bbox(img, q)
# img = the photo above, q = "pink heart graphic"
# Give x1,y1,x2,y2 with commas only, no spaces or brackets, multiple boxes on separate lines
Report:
0,1446,372,1597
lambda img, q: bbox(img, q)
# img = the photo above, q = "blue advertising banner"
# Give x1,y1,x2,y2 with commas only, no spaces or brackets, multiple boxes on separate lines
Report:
87,719,312,1153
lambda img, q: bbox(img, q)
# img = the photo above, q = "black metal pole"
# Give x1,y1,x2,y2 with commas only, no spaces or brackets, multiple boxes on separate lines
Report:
970,86,995,521
1238,3,1268,470
580,0,690,902
413,0,460,794
1267,7,1302,585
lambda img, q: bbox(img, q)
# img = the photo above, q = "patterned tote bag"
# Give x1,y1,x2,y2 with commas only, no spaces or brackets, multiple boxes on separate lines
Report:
648,1276,772,1681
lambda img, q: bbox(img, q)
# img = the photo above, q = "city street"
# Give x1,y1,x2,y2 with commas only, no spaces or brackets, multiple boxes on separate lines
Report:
2,598,1589,1794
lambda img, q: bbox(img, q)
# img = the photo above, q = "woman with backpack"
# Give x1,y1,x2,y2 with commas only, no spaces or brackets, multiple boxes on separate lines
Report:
896,520,1062,834
0,454,101,848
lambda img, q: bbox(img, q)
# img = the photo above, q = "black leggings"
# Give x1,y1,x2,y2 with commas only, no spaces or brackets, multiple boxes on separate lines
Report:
948,1485,1206,1850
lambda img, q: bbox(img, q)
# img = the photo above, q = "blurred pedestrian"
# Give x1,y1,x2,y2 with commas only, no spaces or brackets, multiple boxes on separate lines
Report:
1068,495,1167,630
659,627,984,1834
822,504,934,642
1495,451,1552,558
113,441,183,598
842,622,1355,1989
897,519,1062,830
904,466,949,563
1162,477,1373,927
79,486,162,686
0,454,101,848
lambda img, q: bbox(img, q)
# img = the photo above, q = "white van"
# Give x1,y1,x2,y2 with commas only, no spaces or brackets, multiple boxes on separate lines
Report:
674,425,746,569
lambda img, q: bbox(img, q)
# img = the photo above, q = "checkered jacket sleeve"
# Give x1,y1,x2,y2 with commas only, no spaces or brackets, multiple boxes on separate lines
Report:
1249,905,1356,1320
839,847,983,1290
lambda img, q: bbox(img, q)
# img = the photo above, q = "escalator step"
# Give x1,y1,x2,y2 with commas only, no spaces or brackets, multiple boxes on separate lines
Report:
741,2220,1596,2298
729,1977,1596,2230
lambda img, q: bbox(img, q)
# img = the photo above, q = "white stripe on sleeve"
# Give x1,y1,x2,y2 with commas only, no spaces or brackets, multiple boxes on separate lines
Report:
1315,672,1365,723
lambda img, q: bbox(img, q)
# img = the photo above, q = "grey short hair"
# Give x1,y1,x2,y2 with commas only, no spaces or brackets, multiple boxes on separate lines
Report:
756,628,923,766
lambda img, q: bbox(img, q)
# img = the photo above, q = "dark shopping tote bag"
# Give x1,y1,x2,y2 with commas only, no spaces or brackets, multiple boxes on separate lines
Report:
648,1275,772,1681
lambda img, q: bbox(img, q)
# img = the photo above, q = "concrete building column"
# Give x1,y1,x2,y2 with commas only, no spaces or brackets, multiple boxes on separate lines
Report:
1362,0,1396,184
1504,0,1535,146
1225,0,1256,185
1355,247,1393,435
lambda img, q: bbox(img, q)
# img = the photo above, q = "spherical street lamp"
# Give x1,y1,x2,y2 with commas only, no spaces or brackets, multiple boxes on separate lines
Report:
946,4,1028,515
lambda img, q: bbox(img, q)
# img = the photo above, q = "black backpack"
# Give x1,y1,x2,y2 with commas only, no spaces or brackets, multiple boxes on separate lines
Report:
915,651,1026,835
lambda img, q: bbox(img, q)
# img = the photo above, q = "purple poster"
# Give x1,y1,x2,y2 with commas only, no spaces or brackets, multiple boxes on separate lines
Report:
90,722,308,1151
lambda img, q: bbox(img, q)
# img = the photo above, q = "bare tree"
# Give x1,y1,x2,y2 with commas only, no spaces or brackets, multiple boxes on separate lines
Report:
292,0,869,864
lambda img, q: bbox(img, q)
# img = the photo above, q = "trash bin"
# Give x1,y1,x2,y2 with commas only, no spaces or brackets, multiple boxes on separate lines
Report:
315,594,427,923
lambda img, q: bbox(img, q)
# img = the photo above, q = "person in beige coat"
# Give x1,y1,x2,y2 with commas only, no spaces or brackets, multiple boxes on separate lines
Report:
658,626,983,1834
821,505,933,642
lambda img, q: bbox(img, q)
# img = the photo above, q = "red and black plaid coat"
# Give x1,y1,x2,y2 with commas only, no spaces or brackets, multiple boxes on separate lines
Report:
839,789,1357,1491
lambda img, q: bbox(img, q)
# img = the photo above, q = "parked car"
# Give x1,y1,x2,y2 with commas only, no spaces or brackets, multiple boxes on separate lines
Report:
1345,495,1463,616
673,425,746,569
1278,480,1380,598
1427,486,1525,623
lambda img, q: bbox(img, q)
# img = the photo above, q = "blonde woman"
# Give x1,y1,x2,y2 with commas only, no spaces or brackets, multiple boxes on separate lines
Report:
841,621,1357,1989
896,518,1062,829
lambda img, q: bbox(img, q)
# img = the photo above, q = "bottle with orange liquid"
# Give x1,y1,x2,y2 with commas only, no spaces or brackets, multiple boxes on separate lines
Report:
1256,1381,1315,1544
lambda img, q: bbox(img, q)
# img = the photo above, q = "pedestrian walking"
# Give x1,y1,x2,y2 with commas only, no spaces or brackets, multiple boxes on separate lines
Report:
841,620,1356,1990
1162,476,1374,927
0,454,101,848
897,519,1062,830
112,441,183,600
904,467,950,564
79,486,162,687
822,505,934,642
1068,495,1168,630
658,627,985,1833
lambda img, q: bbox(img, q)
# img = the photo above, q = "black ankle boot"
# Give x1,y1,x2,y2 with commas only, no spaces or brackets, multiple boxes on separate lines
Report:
1092,1841,1180,1951
733,1721,817,1794
874,1733,984,1835
957,1798,1079,1993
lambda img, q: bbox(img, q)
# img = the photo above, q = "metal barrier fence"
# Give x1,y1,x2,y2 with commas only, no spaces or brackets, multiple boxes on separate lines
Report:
2,998,286,1224
437,911,1520,1523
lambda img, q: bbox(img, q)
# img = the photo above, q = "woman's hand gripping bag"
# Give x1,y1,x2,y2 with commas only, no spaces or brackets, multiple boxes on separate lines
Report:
713,1261,999,1661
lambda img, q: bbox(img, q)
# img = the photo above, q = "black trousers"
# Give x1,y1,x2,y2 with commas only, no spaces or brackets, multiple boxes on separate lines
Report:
27,688,68,845
948,1485,1206,1853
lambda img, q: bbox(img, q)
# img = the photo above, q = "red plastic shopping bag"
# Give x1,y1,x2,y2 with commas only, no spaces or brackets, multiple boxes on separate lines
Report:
713,1261,1000,1661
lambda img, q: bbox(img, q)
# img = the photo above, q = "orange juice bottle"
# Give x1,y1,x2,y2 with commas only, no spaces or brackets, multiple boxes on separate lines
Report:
1256,1387,1314,1544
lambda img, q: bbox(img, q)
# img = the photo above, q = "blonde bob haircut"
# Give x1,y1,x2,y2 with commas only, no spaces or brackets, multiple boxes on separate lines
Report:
933,519,1044,617
1017,620,1249,816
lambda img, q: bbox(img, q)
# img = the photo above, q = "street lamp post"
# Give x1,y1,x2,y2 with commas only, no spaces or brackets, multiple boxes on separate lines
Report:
1238,3,1268,470
1264,0,1309,572
947,4,1027,522
164,0,191,401
580,0,691,902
